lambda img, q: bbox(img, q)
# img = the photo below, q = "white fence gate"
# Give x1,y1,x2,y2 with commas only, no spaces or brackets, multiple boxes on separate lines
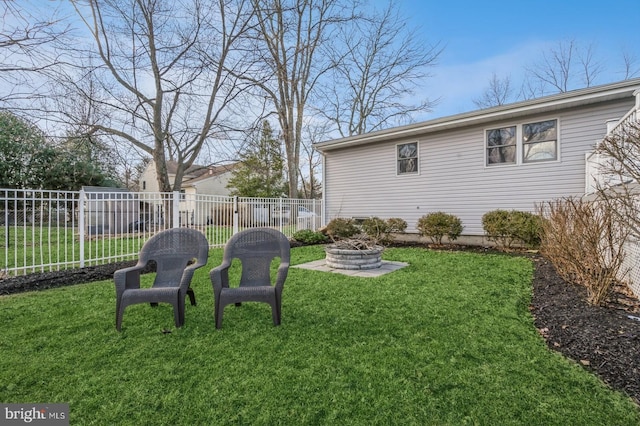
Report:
0,189,323,277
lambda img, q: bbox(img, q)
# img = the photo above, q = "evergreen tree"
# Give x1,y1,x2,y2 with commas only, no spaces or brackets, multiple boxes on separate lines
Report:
0,111,49,188
227,121,287,197
0,111,120,190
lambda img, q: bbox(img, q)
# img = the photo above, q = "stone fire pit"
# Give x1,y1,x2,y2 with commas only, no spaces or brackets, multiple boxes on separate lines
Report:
324,245,383,270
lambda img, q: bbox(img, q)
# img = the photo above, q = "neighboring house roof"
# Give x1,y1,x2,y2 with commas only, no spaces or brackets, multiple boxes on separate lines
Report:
165,160,209,179
82,186,130,193
315,78,640,152
182,163,238,188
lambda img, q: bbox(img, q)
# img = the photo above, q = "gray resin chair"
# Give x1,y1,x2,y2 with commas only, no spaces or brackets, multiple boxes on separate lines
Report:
210,227,290,329
114,228,209,331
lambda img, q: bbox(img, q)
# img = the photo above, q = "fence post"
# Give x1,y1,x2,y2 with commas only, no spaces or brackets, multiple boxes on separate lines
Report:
233,196,239,234
79,189,85,268
173,191,180,228
312,199,316,231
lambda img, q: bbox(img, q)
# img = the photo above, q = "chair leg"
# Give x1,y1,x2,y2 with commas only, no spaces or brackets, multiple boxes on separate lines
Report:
273,294,282,326
187,287,196,306
116,300,126,331
173,301,182,328
215,300,224,329
116,308,123,331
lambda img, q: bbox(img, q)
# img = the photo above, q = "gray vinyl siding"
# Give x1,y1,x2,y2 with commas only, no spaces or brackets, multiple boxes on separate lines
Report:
323,99,634,236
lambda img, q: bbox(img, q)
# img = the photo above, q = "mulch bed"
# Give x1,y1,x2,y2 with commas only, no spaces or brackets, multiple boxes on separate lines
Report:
1,244,639,404
530,256,640,405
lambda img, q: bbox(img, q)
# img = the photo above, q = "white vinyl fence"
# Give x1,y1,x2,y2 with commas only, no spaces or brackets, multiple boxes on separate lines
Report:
0,188,323,277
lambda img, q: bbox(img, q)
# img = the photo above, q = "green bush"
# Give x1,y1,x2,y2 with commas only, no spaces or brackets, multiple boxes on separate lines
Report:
359,217,408,245
416,212,463,245
482,209,542,250
292,229,328,245
510,210,542,248
324,218,359,240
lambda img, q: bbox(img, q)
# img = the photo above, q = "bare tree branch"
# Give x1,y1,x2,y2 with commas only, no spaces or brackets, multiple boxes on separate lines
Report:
239,0,353,198
63,0,253,195
317,0,441,137
524,39,606,96
473,72,513,109
0,0,72,104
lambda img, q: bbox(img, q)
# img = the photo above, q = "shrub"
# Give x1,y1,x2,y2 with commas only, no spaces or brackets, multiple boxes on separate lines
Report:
537,197,630,306
361,217,407,246
482,209,542,250
292,229,328,245
416,212,463,245
510,210,543,248
324,218,359,240
387,217,408,233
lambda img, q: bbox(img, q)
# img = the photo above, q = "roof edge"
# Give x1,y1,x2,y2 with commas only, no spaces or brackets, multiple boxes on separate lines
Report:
315,78,640,151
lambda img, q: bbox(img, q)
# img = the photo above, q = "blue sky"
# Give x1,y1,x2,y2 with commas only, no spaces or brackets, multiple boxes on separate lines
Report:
388,0,640,119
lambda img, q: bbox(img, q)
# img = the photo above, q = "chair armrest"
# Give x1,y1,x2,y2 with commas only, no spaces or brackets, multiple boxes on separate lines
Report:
275,262,289,291
113,263,146,294
177,261,206,291
210,262,231,293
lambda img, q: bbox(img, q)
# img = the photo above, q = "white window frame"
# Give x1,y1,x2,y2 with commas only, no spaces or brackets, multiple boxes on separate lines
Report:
522,119,558,163
396,142,419,175
484,118,560,167
486,125,517,167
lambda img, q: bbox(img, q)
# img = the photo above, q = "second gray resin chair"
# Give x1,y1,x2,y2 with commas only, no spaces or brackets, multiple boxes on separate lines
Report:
114,228,209,331
210,227,290,329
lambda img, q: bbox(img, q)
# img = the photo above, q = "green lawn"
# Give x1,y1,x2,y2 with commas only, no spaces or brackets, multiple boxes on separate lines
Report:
1,246,638,425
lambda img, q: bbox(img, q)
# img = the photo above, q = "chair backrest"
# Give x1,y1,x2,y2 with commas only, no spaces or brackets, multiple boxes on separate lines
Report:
223,228,290,287
139,228,210,287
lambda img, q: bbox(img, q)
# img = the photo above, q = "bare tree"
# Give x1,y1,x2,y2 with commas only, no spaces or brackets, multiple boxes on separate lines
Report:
472,72,514,109
298,122,326,199
67,0,253,194
243,0,352,198
621,48,640,80
523,39,604,96
317,0,441,137
593,119,640,238
0,0,71,104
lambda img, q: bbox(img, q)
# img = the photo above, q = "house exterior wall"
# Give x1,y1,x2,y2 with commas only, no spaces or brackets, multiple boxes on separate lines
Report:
189,172,233,196
140,160,234,196
140,162,160,192
322,99,634,236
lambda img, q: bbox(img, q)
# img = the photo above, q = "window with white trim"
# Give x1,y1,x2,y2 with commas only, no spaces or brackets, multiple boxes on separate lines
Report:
523,119,557,162
486,126,516,165
397,142,418,174
485,119,558,166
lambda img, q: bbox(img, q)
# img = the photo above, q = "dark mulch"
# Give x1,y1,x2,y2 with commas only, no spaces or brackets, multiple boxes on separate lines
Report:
530,256,640,405
0,261,154,295
1,244,639,405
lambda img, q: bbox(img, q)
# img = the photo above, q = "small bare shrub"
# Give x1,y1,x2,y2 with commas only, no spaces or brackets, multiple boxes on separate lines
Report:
324,218,359,240
361,217,408,246
537,197,630,306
